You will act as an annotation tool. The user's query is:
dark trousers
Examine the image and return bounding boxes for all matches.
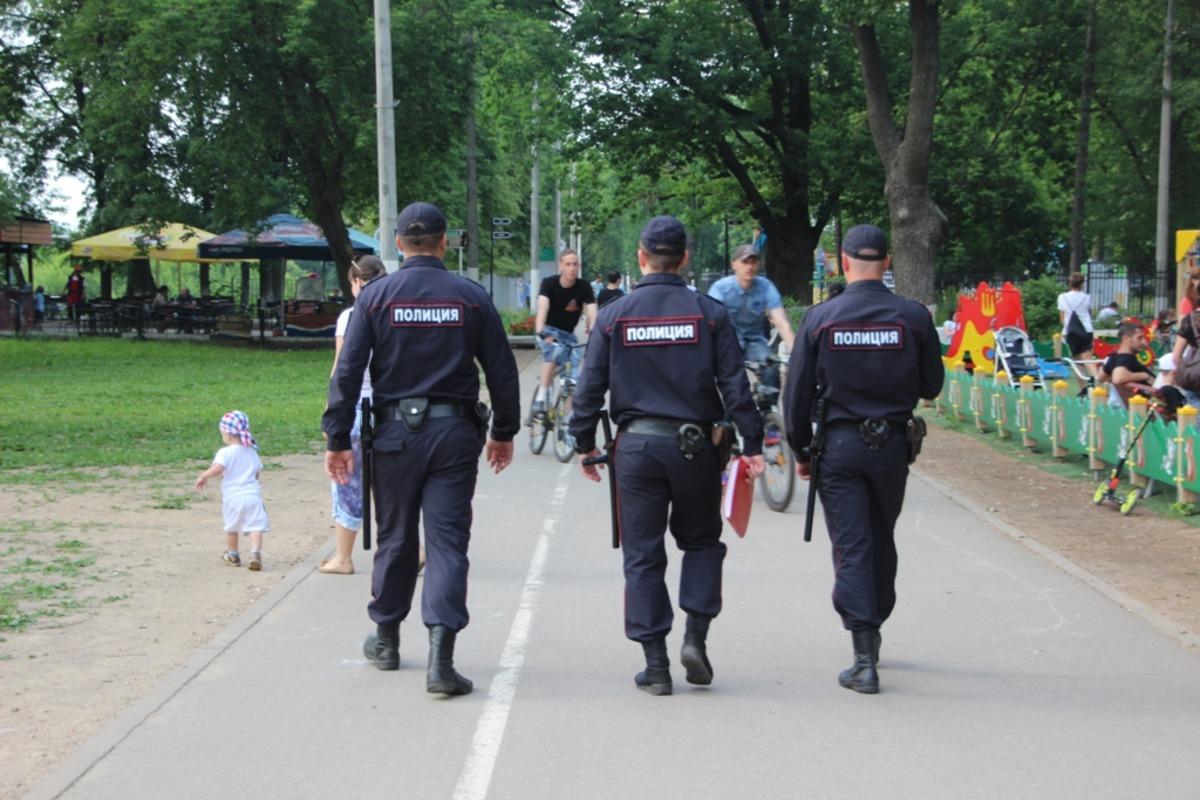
[817,425,909,631]
[615,432,726,643]
[368,418,483,631]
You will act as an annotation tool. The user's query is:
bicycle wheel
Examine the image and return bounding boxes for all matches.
[527,385,548,455]
[553,389,575,462]
[760,411,795,512]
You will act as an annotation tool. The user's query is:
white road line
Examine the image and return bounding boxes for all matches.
[452,463,571,800]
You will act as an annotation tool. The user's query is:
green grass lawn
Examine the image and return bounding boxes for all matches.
[1,338,333,476]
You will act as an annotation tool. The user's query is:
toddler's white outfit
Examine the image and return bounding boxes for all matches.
[213,444,270,533]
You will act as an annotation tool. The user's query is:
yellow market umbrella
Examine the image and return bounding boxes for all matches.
[71,223,244,263]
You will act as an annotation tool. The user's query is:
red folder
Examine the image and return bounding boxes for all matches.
[722,456,753,537]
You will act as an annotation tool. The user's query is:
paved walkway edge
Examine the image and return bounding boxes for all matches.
[21,542,333,800]
[914,467,1200,652]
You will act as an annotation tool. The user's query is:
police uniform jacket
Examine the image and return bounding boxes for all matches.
[570,272,763,455]
[784,280,944,458]
[322,256,521,451]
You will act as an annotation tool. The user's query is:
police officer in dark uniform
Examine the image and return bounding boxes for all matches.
[323,201,520,697]
[571,215,765,696]
[784,224,944,695]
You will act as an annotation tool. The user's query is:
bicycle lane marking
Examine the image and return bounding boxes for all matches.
[451,462,571,800]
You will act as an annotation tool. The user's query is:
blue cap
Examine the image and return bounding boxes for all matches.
[640,215,687,256]
[395,202,447,236]
[843,224,887,261]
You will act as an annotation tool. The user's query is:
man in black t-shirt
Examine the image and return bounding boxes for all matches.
[596,271,625,307]
[532,249,597,417]
[1100,322,1154,405]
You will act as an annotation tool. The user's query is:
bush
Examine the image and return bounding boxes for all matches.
[508,314,536,335]
[1020,274,1063,341]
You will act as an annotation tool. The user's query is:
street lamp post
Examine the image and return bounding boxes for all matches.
[723,218,743,276]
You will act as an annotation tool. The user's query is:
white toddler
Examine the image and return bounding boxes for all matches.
[195,410,270,570]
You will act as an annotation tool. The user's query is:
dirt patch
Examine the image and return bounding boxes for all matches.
[0,455,334,800]
[919,424,1200,635]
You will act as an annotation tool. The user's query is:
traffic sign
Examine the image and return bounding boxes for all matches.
[492,217,512,227]
[492,231,514,240]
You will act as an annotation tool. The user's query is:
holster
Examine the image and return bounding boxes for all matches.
[906,416,928,464]
[473,401,491,436]
[711,422,735,467]
[397,397,429,432]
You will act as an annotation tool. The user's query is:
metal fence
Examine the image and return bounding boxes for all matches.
[1078,262,1172,319]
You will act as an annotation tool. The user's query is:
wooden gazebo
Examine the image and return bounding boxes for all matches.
[1,216,52,288]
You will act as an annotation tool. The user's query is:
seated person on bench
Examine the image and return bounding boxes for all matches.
[1099,322,1155,408]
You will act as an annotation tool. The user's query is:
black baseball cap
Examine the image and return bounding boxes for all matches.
[640,215,687,256]
[843,224,888,261]
[395,202,447,236]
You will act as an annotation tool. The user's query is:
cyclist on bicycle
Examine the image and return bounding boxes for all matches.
[532,249,597,418]
[707,244,795,403]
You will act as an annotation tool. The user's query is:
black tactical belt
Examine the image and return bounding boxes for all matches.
[620,416,712,438]
[374,402,471,424]
[827,418,907,431]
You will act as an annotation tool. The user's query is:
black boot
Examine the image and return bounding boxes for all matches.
[838,629,879,694]
[363,622,400,671]
[680,615,713,686]
[634,638,673,696]
[426,625,473,696]
[873,629,882,666]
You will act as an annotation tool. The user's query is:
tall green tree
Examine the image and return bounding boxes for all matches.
[567,0,873,298]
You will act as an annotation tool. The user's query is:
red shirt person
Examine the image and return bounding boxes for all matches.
[64,264,86,321]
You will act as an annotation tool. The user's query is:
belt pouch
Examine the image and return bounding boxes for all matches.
[398,397,429,432]
[906,416,927,464]
[858,418,891,450]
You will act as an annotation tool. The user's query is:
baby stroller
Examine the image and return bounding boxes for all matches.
[993,326,1045,389]
[1093,385,1185,515]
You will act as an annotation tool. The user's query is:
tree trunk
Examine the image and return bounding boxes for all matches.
[199,264,211,296]
[125,259,155,297]
[886,185,944,304]
[1070,0,1098,272]
[259,259,284,304]
[307,185,355,300]
[762,218,818,301]
[853,0,946,306]
[99,265,113,299]
[240,262,252,307]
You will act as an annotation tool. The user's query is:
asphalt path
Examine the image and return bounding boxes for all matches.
[27,355,1200,800]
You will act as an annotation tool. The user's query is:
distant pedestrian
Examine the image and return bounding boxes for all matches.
[596,270,625,306]
[34,286,45,324]
[1096,302,1121,328]
[195,411,270,571]
[64,263,85,322]
[1057,273,1095,365]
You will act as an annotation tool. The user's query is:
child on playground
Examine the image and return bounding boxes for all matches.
[195,410,270,570]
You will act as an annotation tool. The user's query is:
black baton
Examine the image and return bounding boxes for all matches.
[581,411,619,549]
[802,397,827,543]
[360,396,373,551]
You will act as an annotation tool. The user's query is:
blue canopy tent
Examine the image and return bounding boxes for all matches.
[197,213,378,260]
[198,214,380,338]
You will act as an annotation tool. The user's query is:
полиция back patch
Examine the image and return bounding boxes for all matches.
[389,301,464,327]
[620,316,701,346]
[828,323,904,350]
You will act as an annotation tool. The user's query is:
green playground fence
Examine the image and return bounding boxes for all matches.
[934,367,1200,504]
